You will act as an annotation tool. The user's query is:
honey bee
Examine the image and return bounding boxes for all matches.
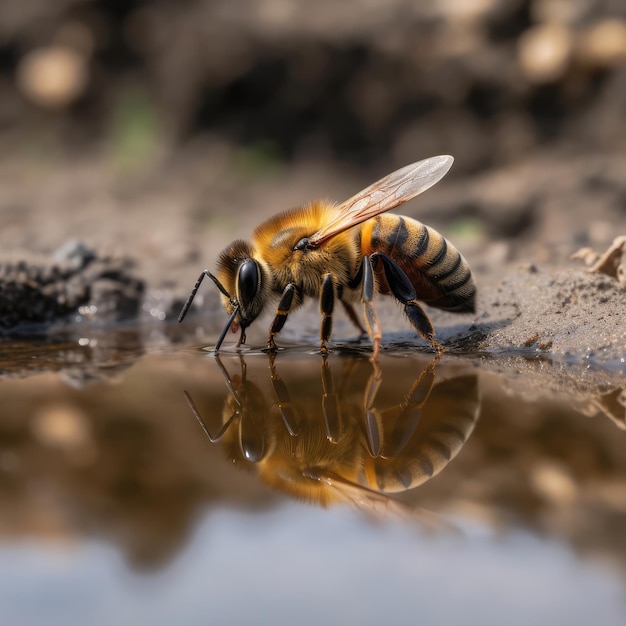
[184,354,480,512]
[178,155,476,357]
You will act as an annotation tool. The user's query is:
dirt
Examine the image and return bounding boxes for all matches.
[0,240,144,330]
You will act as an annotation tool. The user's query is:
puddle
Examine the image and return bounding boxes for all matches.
[1,333,626,625]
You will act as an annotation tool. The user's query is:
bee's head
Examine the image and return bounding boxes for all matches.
[216,240,268,345]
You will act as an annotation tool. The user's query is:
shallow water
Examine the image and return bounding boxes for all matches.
[1,332,626,625]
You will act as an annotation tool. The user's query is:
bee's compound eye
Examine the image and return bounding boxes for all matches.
[294,237,309,251]
[237,259,260,306]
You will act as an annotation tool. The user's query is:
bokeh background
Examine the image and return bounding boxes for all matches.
[3,0,626,165]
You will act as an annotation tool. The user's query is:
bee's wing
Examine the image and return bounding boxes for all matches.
[308,155,454,247]
[320,470,459,532]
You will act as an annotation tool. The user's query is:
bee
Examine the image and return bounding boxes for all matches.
[184,354,479,512]
[178,155,476,357]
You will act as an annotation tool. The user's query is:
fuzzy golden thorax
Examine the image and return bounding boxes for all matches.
[251,200,361,298]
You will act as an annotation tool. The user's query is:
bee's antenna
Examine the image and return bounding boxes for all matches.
[215,305,240,353]
[214,354,243,406]
[178,270,234,323]
[183,389,237,443]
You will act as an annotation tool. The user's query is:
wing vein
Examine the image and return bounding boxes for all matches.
[308,155,453,248]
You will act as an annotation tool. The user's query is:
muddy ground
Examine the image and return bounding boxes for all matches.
[0,0,624,387]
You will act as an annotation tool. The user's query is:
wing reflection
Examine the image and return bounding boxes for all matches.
[185,354,480,513]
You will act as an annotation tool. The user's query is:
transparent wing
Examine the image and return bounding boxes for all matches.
[308,155,454,247]
[317,470,459,532]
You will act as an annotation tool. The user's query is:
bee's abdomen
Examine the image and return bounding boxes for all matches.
[361,215,476,313]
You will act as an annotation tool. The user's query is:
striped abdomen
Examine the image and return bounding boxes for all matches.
[360,214,476,313]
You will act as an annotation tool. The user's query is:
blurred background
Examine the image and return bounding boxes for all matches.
[0,0,625,300]
[3,0,626,165]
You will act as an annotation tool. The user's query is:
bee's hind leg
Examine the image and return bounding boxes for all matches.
[370,253,444,354]
[404,302,444,354]
[319,273,335,355]
[341,301,367,337]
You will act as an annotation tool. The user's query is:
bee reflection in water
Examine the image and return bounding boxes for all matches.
[185,355,480,515]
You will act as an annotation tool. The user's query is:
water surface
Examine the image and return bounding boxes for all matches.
[0,334,625,625]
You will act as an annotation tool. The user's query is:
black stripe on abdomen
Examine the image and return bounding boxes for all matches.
[424,236,447,269]
[371,216,410,256]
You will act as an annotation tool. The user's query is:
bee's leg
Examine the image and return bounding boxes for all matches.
[267,352,300,436]
[384,356,439,458]
[267,283,297,351]
[321,356,342,442]
[370,253,444,354]
[361,255,383,359]
[341,301,367,336]
[319,273,335,354]
[362,361,383,457]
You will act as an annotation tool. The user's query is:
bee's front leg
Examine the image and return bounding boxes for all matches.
[267,283,297,351]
